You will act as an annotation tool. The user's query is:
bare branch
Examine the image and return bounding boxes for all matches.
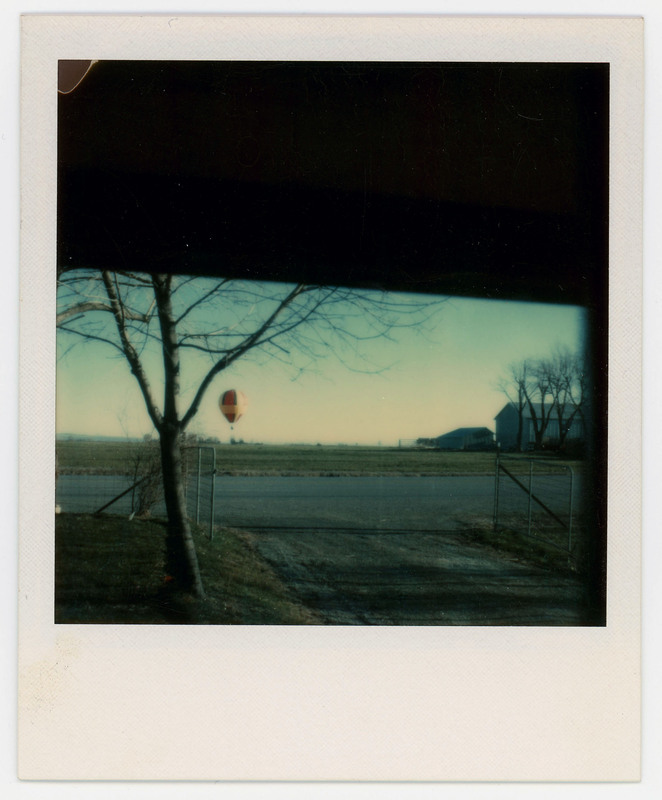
[181,283,311,428]
[56,323,127,356]
[100,270,163,430]
[175,279,231,326]
[58,270,446,436]
[56,301,118,326]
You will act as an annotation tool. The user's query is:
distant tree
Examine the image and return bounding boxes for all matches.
[543,347,586,447]
[497,360,530,451]
[57,269,443,597]
[525,359,557,449]
[498,348,586,451]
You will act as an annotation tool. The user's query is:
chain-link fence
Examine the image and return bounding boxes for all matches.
[56,441,583,560]
[55,439,201,522]
[190,446,216,539]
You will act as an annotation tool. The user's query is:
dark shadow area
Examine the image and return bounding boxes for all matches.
[58,61,608,306]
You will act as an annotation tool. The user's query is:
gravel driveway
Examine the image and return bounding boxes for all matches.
[247,527,589,625]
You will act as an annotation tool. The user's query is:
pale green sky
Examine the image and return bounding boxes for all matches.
[56,280,586,445]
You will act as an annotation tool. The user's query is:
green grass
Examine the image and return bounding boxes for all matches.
[458,514,589,575]
[211,444,498,475]
[56,440,583,477]
[55,513,322,624]
[56,440,160,475]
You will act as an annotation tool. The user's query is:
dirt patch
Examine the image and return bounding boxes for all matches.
[247,527,592,625]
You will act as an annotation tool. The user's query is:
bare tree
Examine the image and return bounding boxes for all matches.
[497,358,556,451]
[545,347,586,448]
[57,269,443,597]
[497,361,529,451]
[526,359,556,449]
[498,348,586,452]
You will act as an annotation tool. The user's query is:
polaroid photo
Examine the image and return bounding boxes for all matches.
[18,14,642,781]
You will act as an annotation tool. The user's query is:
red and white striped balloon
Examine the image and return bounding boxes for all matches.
[219,389,247,426]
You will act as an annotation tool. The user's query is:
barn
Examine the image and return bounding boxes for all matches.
[494,403,585,451]
[433,427,495,451]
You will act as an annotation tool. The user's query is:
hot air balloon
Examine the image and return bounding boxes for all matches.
[219,389,247,430]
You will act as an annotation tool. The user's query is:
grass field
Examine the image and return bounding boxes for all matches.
[55,513,322,624]
[56,439,582,477]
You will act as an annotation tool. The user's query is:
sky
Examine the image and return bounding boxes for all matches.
[56,277,586,446]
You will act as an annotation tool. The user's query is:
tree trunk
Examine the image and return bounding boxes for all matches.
[159,424,205,598]
[516,406,524,451]
[557,409,568,447]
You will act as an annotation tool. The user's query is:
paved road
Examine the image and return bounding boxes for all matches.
[210,476,498,531]
[57,474,499,530]
[57,473,580,531]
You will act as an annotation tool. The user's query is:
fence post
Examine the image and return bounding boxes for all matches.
[209,448,216,541]
[493,446,500,531]
[527,460,534,538]
[567,465,574,554]
[195,447,202,524]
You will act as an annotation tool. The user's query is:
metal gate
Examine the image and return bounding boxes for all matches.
[493,453,576,554]
[188,446,217,540]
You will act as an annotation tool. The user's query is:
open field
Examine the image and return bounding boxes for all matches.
[56,439,583,477]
